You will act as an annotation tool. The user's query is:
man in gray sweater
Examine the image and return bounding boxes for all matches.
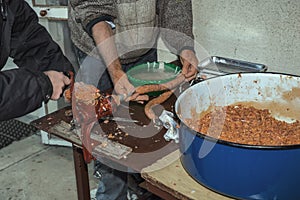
[69,0,197,97]
[68,0,198,199]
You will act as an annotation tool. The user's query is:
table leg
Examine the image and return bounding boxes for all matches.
[72,144,91,200]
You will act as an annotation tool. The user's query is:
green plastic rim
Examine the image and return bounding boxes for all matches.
[127,62,181,87]
[127,62,181,86]
[127,62,181,96]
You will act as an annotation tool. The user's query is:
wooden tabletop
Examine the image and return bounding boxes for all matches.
[31,93,179,172]
[141,150,235,200]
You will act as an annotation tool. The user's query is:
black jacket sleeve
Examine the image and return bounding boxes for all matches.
[0,0,74,121]
[0,68,52,121]
[9,0,73,73]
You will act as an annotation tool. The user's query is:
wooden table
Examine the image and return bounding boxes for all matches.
[141,150,234,200]
[31,93,234,200]
[31,92,178,200]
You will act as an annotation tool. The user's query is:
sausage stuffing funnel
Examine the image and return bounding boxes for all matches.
[175,72,300,200]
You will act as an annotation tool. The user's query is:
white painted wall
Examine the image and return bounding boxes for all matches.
[192,0,300,75]
[159,0,300,75]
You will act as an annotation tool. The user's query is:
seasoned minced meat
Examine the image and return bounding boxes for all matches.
[185,104,300,146]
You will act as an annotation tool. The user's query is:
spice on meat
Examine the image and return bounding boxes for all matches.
[185,104,300,146]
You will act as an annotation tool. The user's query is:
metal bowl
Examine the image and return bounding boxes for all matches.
[175,72,300,199]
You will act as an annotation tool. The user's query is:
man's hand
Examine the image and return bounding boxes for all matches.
[180,49,199,81]
[44,70,71,100]
[110,67,149,102]
[111,67,135,97]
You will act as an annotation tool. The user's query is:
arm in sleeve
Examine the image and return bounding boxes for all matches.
[9,0,73,73]
[0,0,73,121]
[0,68,52,121]
[157,0,194,54]
[70,0,116,36]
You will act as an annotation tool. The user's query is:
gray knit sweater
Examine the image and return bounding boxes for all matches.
[68,0,194,64]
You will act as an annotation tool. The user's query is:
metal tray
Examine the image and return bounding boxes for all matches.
[212,56,267,73]
[199,56,267,73]
[194,56,268,81]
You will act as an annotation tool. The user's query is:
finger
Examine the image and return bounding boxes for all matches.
[185,73,197,82]
[135,94,149,101]
[184,70,198,82]
[181,61,188,75]
[136,100,144,104]
[114,82,125,94]
[118,88,128,97]
[63,75,71,85]
[52,88,63,100]
[123,81,135,95]
[185,69,198,81]
[125,92,149,101]
[189,58,199,69]
[112,72,133,95]
[125,92,140,102]
[185,68,198,77]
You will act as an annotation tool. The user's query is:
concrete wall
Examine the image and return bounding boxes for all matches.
[192,0,300,75]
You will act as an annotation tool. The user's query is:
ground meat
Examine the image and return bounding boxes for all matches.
[185,104,300,146]
[72,82,115,119]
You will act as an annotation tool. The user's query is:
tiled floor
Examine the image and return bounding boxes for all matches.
[0,133,98,200]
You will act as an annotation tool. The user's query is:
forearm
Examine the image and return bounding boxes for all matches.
[91,21,136,97]
[91,21,122,82]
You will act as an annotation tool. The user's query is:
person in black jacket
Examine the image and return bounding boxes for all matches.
[0,0,74,121]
